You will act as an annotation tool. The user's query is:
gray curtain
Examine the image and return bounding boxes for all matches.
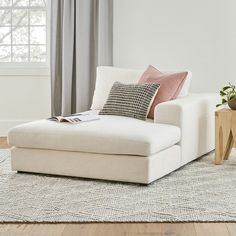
[51,0,113,116]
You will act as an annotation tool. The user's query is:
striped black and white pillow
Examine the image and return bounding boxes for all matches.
[99,82,160,120]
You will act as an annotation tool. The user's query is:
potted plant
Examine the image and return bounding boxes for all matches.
[216,83,236,110]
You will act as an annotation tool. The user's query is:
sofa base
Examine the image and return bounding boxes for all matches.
[11,145,181,184]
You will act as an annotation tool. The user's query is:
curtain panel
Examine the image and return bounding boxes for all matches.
[51,0,113,116]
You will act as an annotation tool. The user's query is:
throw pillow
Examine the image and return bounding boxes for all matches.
[99,81,160,120]
[139,65,188,119]
[91,66,143,110]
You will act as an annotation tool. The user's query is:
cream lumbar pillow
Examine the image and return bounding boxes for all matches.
[91,66,143,110]
[99,82,160,120]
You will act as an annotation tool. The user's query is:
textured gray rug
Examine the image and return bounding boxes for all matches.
[0,149,236,222]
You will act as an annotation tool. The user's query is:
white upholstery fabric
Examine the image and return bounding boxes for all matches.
[91,66,143,110]
[9,93,218,184]
[11,145,181,184]
[91,66,192,110]
[8,115,180,156]
[154,93,220,165]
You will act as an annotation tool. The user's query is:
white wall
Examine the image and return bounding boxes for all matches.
[0,76,51,136]
[113,0,236,92]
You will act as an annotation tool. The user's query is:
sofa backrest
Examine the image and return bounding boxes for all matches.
[91,66,192,110]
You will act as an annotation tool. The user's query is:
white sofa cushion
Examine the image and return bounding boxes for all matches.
[91,66,192,110]
[8,114,180,156]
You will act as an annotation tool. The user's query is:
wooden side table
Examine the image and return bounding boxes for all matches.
[215,109,236,164]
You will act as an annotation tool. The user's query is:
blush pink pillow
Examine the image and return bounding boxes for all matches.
[139,65,188,119]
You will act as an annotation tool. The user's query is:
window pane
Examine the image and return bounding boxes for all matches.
[12,0,29,7]
[30,26,45,44]
[12,10,28,26]
[0,10,11,26]
[0,45,11,62]
[12,45,28,62]
[0,27,11,44]
[0,0,11,7]
[30,45,45,62]
[30,10,46,25]
[30,0,46,7]
[12,26,28,44]
[0,0,47,64]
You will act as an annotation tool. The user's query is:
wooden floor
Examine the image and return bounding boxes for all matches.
[0,223,236,236]
[0,137,9,149]
[0,137,235,236]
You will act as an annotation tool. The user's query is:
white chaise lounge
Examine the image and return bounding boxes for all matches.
[8,67,218,184]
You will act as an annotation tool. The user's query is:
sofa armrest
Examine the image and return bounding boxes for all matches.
[154,93,220,165]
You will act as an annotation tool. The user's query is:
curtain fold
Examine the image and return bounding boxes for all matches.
[51,0,113,116]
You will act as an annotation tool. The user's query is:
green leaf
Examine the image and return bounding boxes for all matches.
[216,104,222,107]
[222,98,227,104]
[222,86,231,91]
[229,94,236,100]
[220,90,226,96]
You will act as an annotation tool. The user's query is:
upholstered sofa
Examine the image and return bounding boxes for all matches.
[8,67,218,184]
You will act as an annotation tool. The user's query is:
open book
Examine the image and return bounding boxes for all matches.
[48,112,100,124]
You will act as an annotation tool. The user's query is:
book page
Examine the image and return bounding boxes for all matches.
[48,116,63,122]
[61,115,99,123]
[76,115,99,122]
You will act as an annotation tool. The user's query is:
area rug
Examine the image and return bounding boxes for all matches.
[0,149,236,222]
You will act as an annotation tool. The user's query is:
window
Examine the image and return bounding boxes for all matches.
[0,0,49,75]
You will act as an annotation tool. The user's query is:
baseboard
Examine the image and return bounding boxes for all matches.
[0,120,32,137]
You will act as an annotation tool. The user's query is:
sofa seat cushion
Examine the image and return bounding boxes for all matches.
[8,115,181,156]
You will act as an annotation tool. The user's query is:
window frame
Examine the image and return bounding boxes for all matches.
[0,0,50,76]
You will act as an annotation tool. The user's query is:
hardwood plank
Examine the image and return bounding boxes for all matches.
[62,223,163,236]
[0,223,196,236]
[62,223,124,236]
[227,223,236,236]
[0,137,10,149]
[30,224,65,236]
[0,224,65,236]
[0,224,33,236]
[194,223,230,236]
[162,223,196,236]
[123,223,162,235]
[0,222,235,236]
[1,223,233,236]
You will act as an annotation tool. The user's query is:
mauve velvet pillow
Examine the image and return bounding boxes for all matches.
[139,65,188,119]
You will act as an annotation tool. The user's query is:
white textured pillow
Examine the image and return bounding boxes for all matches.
[91,66,143,110]
[91,66,192,110]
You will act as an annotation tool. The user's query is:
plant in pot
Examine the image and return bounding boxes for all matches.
[216,83,236,110]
